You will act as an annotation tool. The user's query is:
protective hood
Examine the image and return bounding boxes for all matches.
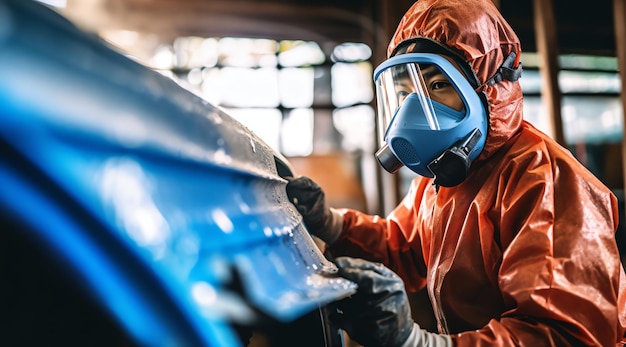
[388,0,524,160]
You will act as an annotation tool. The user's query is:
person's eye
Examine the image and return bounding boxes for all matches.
[396,90,411,103]
[396,90,410,98]
[431,81,452,90]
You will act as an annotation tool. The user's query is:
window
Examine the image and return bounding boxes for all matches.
[117,36,376,160]
[520,53,623,188]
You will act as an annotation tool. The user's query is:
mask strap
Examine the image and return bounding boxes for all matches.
[484,51,522,86]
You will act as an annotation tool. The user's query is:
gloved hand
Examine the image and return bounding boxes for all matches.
[329,256,415,347]
[330,257,452,347]
[285,176,343,244]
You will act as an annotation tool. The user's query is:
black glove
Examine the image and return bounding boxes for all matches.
[286,176,342,244]
[329,257,415,347]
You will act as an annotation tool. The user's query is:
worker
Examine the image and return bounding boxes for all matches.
[286,0,626,345]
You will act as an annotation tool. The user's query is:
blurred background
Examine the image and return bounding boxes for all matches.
[25,0,626,339]
[37,0,626,219]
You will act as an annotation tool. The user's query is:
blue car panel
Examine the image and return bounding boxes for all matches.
[0,1,356,346]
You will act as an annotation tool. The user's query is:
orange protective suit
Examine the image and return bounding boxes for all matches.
[328,0,626,345]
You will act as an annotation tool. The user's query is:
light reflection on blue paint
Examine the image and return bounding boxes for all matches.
[212,209,235,234]
[101,158,170,259]
[191,281,218,306]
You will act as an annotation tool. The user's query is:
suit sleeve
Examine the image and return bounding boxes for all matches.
[328,178,432,293]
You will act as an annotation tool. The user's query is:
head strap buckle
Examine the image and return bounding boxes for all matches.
[486,51,522,86]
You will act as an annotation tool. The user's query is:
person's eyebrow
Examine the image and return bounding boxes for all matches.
[393,80,412,89]
[419,65,444,82]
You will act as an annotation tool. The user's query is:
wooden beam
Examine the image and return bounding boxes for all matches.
[64,0,376,44]
[614,0,626,191]
[533,0,565,146]
[373,0,414,215]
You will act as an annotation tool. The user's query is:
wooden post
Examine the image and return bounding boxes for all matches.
[533,0,566,146]
[615,0,626,192]
[373,0,414,215]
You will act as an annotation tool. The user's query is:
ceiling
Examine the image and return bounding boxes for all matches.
[60,0,619,61]
[501,0,617,56]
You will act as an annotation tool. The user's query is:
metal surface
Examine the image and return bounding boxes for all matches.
[0,0,356,346]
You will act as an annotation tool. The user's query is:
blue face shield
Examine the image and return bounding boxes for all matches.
[373,53,488,187]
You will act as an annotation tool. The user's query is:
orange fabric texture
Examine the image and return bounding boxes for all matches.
[329,0,626,345]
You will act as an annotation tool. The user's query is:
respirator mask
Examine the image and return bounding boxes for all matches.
[374,53,488,187]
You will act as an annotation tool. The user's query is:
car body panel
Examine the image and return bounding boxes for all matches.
[0,1,355,346]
